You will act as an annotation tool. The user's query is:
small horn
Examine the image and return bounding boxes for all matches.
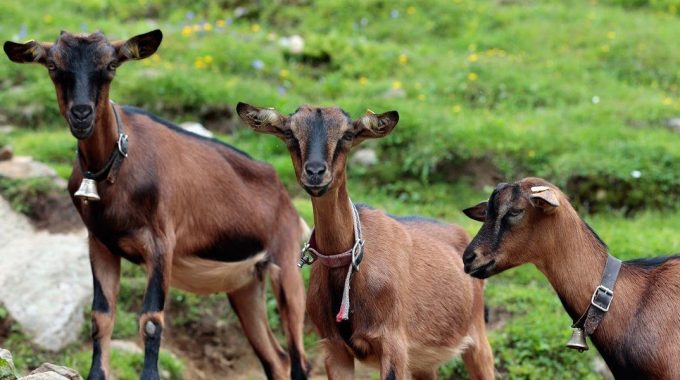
[74,178,101,202]
[566,327,589,352]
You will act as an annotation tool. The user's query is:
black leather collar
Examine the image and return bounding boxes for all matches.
[572,254,622,336]
[76,101,128,184]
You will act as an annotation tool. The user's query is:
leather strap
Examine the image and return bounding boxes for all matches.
[303,230,364,268]
[573,254,622,335]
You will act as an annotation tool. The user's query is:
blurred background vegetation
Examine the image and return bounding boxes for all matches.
[1,0,680,379]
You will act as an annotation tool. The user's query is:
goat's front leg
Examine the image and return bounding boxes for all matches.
[379,336,408,380]
[323,339,354,379]
[87,237,121,380]
[139,232,175,380]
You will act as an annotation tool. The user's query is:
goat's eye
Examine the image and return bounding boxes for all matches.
[507,208,523,217]
[282,130,295,140]
[107,62,117,72]
[342,132,354,141]
[46,62,56,71]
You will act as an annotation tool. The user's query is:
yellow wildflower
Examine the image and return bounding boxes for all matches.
[468,72,478,81]
[392,81,402,90]
[217,19,226,28]
[181,26,192,37]
[279,69,289,78]
[453,105,462,113]
[527,150,536,158]
[203,23,213,32]
[406,6,416,15]
[204,55,213,64]
[663,97,673,105]
[468,53,479,62]
[194,57,206,69]
[601,45,610,53]
[399,54,408,65]
[43,15,53,24]
[418,94,426,101]
[607,31,616,40]
[251,23,261,33]
[359,76,368,86]
[192,24,201,32]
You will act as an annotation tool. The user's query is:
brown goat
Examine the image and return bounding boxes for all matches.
[4,31,309,380]
[237,103,495,380]
[463,177,680,379]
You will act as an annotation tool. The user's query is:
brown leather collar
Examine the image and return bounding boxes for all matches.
[302,230,360,268]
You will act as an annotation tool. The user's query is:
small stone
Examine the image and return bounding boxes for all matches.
[0,126,13,134]
[0,146,13,161]
[179,122,213,138]
[383,88,406,99]
[350,149,378,166]
[0,156,59,180]
[29,363,82,380]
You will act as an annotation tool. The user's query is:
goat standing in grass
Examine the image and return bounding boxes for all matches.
[4,31,309,380]
[463,177,680,379]
[238,103,495,380]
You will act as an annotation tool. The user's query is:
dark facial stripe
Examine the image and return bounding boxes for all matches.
[305,109,327,163]
[491,184,520,251]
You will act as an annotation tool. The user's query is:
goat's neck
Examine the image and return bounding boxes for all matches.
[310,174,356,255]
[77,101,119,172]
[533,211,610,320]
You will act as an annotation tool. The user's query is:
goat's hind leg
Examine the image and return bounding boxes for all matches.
[462,282,495,380]
[228,277,290,380]
[87,238,121,380]
[138,233,175,380]
[270,247,309,379]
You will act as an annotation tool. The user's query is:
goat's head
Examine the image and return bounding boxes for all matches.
[4,30,162,139]
[461,177,563,278]
[237,103,398,197]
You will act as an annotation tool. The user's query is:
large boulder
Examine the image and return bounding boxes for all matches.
[0,196,90,351]
[0,348,18,380]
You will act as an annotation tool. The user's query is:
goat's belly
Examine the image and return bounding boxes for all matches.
[408,336,474,371]
[170,251,267,295]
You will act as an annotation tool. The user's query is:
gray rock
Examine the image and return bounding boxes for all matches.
[110,340,142,354]
[179,122,213,138]
[0,146,13,161]
[350,148,378,166]
[667,118,680,133]
[20,373,68,380]
[0,197,90,351]
[0,156,58,179]
[592,356,614,380]
[27,364,82,380]
[0,126,13,134]
[0,348,18,380]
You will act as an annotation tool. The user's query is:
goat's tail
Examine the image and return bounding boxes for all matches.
[299,217,312,243]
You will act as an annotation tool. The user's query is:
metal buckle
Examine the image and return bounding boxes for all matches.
[591,285,614,312]
[351,239,364,271]
[117,133,129,157]
[298,243,316,268]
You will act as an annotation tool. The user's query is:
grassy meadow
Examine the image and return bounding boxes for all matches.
[1,0,680,379]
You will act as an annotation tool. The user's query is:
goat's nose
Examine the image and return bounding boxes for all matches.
[463,249,476,265]
[304,161,328,176]
[71,104,93,120]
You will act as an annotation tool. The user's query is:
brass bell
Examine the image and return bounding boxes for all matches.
[566,327,589,352]
[74,178,100,202]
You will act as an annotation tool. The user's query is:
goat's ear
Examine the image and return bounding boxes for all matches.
[529,186,560,213]
[236,102,289,136]
[463,201,488,222]
[3,40,51,64]
[114,29,162,63]
[353,110,399,141]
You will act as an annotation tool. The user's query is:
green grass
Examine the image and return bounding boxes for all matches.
[1,0,680,379]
